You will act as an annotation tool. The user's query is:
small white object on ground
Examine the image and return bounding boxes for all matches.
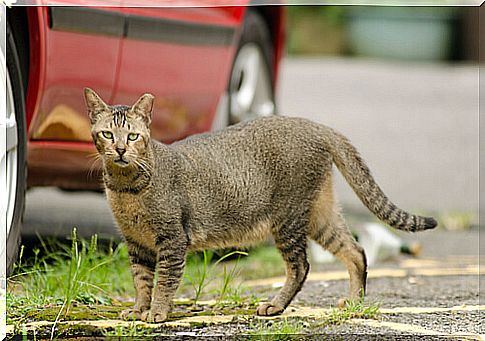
[271,281,285,288]
[359,222,402,265]
[175,332,198,336]
[308,222,403,266]
[309,240,335,263]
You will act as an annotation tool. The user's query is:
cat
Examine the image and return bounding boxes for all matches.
[84,88,437,323]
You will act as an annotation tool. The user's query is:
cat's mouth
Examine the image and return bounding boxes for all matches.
[113,158,129,166]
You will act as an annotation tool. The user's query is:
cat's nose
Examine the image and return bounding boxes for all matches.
[116,146,126,156]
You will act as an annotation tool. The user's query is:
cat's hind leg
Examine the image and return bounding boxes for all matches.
[257,217,310,316]
[309,175,367,305]
[310,211,367,305]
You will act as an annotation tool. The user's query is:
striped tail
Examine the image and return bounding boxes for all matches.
[324,127,437,232]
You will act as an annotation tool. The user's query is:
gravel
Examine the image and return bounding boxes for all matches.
[293,274,482,309]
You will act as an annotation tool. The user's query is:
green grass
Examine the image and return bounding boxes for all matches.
[248,318,308,340]
[8,230,276,334]
[245,298,381,339]
[324,297,380,326]
[7,229,133,331]
[182,249,248,304]
[101,322,156,338]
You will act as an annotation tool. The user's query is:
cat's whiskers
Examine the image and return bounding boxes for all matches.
[104,151,117,160]
[87,153,102,179]
[87,151,101,159]
[133,159,151,176]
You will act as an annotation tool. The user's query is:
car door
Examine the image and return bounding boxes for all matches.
[112,6,246,143]
[28,1,123,143]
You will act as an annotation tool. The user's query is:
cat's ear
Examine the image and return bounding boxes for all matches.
[84,88,108,123]
[131,93,154,126]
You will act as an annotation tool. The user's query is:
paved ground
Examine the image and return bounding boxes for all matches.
[279,57,478,216]
[17,58,482,338]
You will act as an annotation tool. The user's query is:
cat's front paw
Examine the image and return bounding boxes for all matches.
[120,308,146,320]
[256,302,284,316]
[141,309,168,323]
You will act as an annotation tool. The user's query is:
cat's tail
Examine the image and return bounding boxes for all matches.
[325,127,437,232]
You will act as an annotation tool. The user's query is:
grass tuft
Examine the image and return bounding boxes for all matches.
[7,229,133,333]
[248,318,307,339]
[101,322,155,338]
[183,250,248,305]
[326,297,380,325]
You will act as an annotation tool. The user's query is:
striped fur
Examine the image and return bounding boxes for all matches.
[85,89,437,322]
[325,128,437,232]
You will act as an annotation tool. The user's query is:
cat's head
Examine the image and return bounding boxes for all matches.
[84,88,154,170]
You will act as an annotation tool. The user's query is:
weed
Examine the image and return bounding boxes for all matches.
[326,297,380,325]
[183,250,247,305]
[102,322,154,338]
[7,229,133,335]
[215,253,245,303]
[9,233,288,337]
[219,286,246,306]
[60,229,99,315]
[248,318,307,340]
[248,293,263,307]
[184,250,213,304]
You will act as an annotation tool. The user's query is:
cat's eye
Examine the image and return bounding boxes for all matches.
[127,133,139,141]
[101,131,113,139]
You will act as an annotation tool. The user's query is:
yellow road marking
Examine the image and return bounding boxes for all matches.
[10,319,163,332]
[244,266,483,287]
[165,314,235,327]
[176,299,219,306]
[258,304,485,319]
[379,305,484,314]
[399,256,479,269]
[8,305,483,333]
[414,265,480,276]
[244,269,405,287]
[349,318,443,335]
[348,319,483,340]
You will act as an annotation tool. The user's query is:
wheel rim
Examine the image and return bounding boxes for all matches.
[1,63,19,239]
[229,43,274,124]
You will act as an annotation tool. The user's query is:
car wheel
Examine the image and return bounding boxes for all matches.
[228,10,275,124]
[2,23,27,275]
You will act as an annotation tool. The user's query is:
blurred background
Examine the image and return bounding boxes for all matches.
[286,6,480,61]
[23,5,480,241]
[278,6,480,230]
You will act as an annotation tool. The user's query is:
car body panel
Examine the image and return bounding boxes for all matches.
[28,6,122,142]
[113,7,244,143]
[18,4,284,189]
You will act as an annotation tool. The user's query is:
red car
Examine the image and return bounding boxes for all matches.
[3,3,285,271]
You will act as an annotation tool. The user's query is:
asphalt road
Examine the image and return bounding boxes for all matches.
[23,57,479,239]
[278,57,478,216]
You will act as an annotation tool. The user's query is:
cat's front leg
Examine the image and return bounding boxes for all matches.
[120,239,156,320]
[141,230,188,323]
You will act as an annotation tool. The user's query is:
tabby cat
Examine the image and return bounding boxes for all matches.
[84,88,437,323]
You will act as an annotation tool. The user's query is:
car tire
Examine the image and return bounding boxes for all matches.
[4,22,27,275]
[228,10,276,125]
